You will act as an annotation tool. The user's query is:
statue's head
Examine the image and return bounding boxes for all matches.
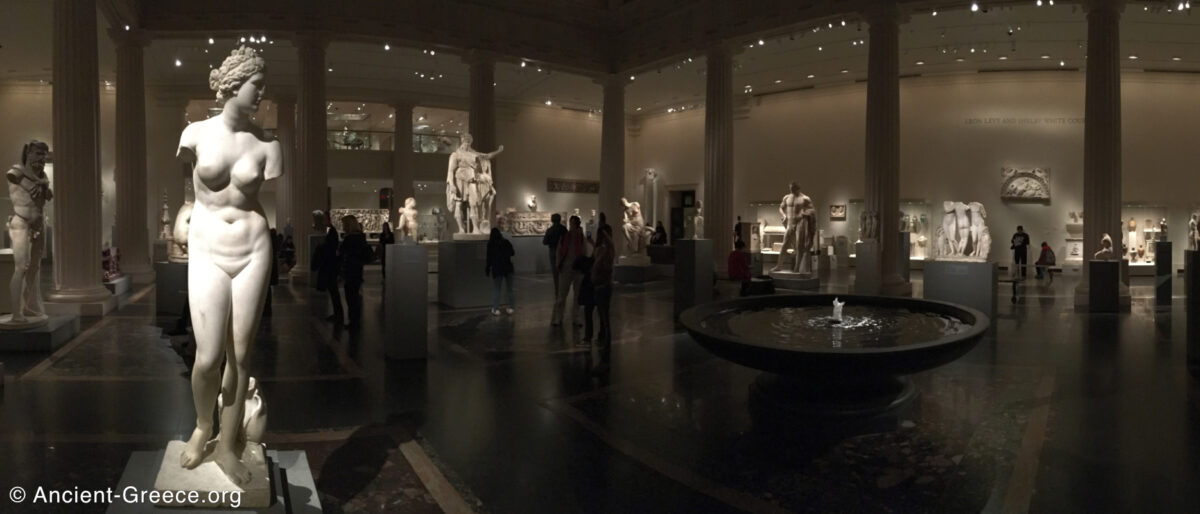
[460,133,474,148]
[21,140,49,169]
[209,46,266,109]
[404,197,416,208]
[312,209,326,226]
[788,181,800,194]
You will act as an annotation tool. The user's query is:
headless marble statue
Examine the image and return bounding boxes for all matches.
[175,46,281,485]
[2,140,52,328]
[396,197,419,243]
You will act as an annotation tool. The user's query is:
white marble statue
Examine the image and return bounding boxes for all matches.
[771,182,817,274]
[432,207,447,241]
[643,168,659,232]
[620,196,653,256]
[586,209,597,237]
[168,175,194,263]
[445,133,503,237]
[396,197,419,242]
[832,297,844,322]
[175,46,281,485]
[1094,233,1115,260]
[693,200,705,239]
[527,194,537,212]
[158,190,172,240]
[934,201,990,261]
[859,210,879,241]
[1190,214,1198,251]
[2,140,52,328]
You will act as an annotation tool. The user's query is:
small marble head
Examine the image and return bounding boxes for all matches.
[21,140,49,168]
[209,46,266,103]
[460,132,474,148]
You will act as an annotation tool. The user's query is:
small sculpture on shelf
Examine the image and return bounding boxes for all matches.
[693,200,705,239]
[396,197,419,243]
[168,176,193,263]
[102,247,122,282]
[527,194,537,212]
[445,132,502,237]
[158,190,172,240]
[933,201,990,261]
[1160,218,1168,242]
[1094,233,1115,260]
[620,197,653,257]
[771,182,816,274]
[2,140,52,328]
[859,210,879,241]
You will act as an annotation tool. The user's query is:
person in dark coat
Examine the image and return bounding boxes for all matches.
[1011,225,1031,280]
[339,215,374,330]
[487,228,516,315]
[378,221,395,279]
[542,213,567,291]
[311,211,344,326]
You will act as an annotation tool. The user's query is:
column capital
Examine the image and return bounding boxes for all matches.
[462,49,499,67]
[390,99,415,111]
[1082,0,1126,14]
[859,1,908,27]
[292,31,330,49]
[107,27,150,47]
[593,73,630,89]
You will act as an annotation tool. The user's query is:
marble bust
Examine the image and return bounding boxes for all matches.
[174,46,281,485]
[396,197,419,242]
[527,194,537,212]
[445,133,503,237]
[168,175,194,263]
[1094,233,1115,260]
[2,140,52,328]
[770,182,816,274]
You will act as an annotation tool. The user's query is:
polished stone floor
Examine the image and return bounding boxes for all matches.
[1,264,1199,513]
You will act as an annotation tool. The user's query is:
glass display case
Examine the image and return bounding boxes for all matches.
[1121,202,1167,270]
[846,199,929,262]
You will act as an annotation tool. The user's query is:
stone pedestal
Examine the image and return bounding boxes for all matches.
[154,261,187,316]
[1089,260,1121,313]
[104,275,132,296]
[385,245,428,359]
[924,260,997,315]
[1186,250,1200,377]
[0,249,13,315]
[510,235,552,274]
[111,442,321,513]
[771,271,820,291]
[152,240,168,263]
[437,240,491,308]
[615,255,656,284]
[0,315,79,352]
[898,233,911,282]
[152,441,270,508]
[1156,241,1172,306]
[675,239,713,317]
[853,241,881,295]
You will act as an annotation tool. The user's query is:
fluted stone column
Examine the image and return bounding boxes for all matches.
[1077,0,1125,305]
[273,95,296,235]
[47,0,112,305]
[391,101,414,202]
[597,74,626,230]
[292,33,328,279]
[465,52,497,177]
[704,47,734,272]
[862,3,911,296]
[111,28,153,283]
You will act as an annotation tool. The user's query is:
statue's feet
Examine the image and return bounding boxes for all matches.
[6,314,25,323]
[179,427,211,469]
[213,450,251,485]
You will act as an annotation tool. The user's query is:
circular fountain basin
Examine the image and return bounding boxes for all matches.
[680,294,988,379]
[680,294,989,426]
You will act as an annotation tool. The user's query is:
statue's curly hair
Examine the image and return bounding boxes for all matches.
[208,46,266,102]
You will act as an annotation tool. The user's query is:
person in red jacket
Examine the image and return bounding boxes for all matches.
[728,239,751,280]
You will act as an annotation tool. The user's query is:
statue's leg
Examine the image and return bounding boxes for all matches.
[213,240,272,485]
[8,219,29,321]
[25,234,44,315]
[181,253,232,470]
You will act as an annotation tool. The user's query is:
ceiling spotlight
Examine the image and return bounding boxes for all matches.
[635,107,642,111]
[758,39,765,46]
[840,69,848,74]
[629,75,635,80]
[818,46,823,51]
[327,67,333,72]
[1173,56,1183,61]
[932,10,938,16]
[1037,0,1042,5]
[520,61,526,68]
[1048,0,1053,4]
[1059,60,1065,67]
[240,37,246,42]
[174,58,182,67]
[430,50,436,55]
[955,57,965,62]
[208,37,214,44]
[774,79,782,84]
[841,20,846,26]
[1128,54,1139,60]
[1041,54,1050,59]
[388,113,394,119]
[384,44,391,50]
[971,47,976,53]
[124,24,130,31]
[806,74,815,79]
[544,100,552,106]
[999,56,1008,60]
[915,60,925,65]
[971,2,979,12]
[418,115,425,121]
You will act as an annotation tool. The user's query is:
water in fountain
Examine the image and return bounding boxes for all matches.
[700,304,970,350]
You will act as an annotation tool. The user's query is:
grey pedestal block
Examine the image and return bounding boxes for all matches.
[109,447,320,513]
[510,235,552,274]
[615,263,656,284]
[105,274,132,296]
[1186,251,1200,376]
[0,315,80,352]
[154,261,188,315]
[923,260,997,315]
[437,240,492,309]
[853,241,881,294]
[1156,241,1172,306]
[385,245,429,359]
[307,233,326,289]
[675,239,713,316]
[1089,260,1120,313]
[898,233,911,282]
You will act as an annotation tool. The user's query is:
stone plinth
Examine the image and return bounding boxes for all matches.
[0,315,80,352]
[104,275,132,296]
[924,260,997,315]
[770,271,820,291]
[154,261,188,316]
[1156,241,1172,306]
[437,240,491,308]
[675,239,713,317]
[153,441,270,509]
[1089,260,1121,313]
[510,235,552,274]
[385,244,428,359]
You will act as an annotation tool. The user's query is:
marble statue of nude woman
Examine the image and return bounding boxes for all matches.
[175,46,281,485]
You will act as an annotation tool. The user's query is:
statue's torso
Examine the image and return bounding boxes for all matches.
[8,165,48,224]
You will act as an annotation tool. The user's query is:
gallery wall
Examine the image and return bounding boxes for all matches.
[626,70,1200,266]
